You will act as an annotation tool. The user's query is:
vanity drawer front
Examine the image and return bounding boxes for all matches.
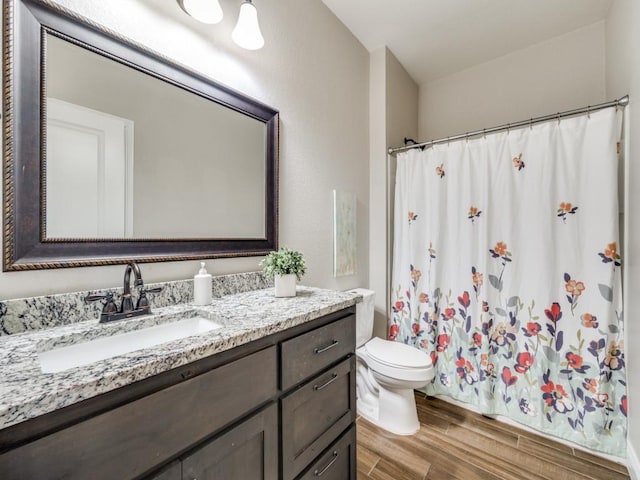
[0,346,277,480]
[281,357,356,480]
[297,425,356,480]
[281,313,355,390]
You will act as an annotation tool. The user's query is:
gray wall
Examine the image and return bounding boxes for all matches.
[418,22,606,140]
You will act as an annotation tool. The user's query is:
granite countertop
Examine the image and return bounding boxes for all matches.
[0,286,360,431]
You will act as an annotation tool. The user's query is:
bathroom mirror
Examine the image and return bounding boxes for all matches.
[3,0,279,270]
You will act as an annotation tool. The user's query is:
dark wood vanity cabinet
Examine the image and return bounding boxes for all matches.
[0,306,356,480]
[280,314,357,477]
[181,403,278,480]
[146,403,278,480]
[147,403,278,480]
[297,426,356,480]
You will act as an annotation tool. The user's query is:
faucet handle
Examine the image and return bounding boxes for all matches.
[84,293,118,317]
[85,292,116,305]
[136,286,162,310]
[85,293,109,303]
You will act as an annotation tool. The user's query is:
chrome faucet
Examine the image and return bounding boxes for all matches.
[85,262,162,322]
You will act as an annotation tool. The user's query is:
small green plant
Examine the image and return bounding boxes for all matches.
[260,247,306,280]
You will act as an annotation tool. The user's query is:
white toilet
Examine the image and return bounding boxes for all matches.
[351,288,435,435]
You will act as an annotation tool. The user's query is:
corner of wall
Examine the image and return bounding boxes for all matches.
[368,46,418,340]
[368,47,388,339]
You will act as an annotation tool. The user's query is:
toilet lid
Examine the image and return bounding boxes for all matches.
[365,337,431,368]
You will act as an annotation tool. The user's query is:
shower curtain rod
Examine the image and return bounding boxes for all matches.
[388,95,629,155]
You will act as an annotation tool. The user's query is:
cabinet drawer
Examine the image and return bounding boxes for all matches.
[0,346,277,480]
[297,425,356,480]
[281,314,355,391]
[281,357,356,480]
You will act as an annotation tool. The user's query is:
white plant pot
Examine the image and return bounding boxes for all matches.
[274,274,297,297]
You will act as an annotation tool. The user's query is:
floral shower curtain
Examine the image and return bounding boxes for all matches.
[390,108,625,455]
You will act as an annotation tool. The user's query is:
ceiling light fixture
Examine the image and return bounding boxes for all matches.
[178,0,224,25]
[177,0,265,51]
[232,0,265,51]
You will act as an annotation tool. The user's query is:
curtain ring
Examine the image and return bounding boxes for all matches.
[507,123,511,135]
[465,133,469,143]
[557,112,561,125]
[529,118,533,130]
[483,128,486,139]
[447,136,450,147]
[587,105,591,118]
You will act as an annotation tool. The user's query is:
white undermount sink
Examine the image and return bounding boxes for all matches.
[38,317,223,373]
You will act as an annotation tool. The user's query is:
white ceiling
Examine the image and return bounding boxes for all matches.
[322,0,613,85]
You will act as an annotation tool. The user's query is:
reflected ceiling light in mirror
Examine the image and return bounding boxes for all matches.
[232,1,265,50]
[178,0,224,24]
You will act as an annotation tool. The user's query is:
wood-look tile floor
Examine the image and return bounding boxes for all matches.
[357,392,630,480]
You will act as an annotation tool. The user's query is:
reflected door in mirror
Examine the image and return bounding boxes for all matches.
[46,98,134,238]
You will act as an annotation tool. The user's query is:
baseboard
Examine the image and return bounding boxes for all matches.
[628,440,640,480]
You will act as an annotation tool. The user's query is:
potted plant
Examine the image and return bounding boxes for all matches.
[261,247,306,297]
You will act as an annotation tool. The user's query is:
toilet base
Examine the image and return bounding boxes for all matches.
[358,386,420,436]
[356,359,424,436]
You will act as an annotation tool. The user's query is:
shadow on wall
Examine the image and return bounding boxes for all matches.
[373,310,388,340]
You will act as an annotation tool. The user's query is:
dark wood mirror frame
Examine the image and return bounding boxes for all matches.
[2,0,279,271]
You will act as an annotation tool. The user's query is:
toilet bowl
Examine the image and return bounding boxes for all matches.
[350,289,435,436]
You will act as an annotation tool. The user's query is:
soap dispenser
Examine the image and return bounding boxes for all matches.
[194,262,213,305]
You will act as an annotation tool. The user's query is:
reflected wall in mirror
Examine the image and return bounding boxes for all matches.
[3,0,279,270]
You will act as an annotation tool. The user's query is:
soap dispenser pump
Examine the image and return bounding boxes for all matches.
[194,262,213,305]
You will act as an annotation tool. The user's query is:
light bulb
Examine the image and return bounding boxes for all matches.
[232,1,264,50]
[179,0,223,24]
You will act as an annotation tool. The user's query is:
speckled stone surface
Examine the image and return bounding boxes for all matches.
[0,271,273,336]
[212,271,272,297]
[0,285,360,431]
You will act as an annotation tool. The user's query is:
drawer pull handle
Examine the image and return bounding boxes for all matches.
[314,450,339,477]
[314,340,339,354]
[314,373,338,391]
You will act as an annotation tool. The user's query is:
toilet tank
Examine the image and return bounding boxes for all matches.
[349,288,375,348]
